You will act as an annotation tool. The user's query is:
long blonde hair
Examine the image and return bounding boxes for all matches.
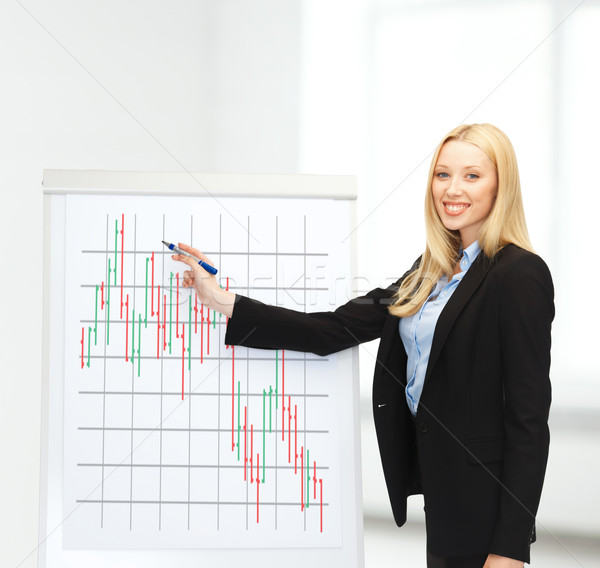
[389,123,533,318]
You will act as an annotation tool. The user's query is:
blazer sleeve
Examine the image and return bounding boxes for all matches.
[489,252,555,563]
[224,279,404,356]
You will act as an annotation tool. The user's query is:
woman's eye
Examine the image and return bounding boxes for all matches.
[436,172,449,179]
[466,173,479,180]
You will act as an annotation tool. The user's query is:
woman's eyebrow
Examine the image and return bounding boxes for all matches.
[434,164,482,169]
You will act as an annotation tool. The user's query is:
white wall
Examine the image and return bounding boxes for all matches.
[0,2,300,567]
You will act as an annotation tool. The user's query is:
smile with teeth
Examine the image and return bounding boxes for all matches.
[444,202,470,214]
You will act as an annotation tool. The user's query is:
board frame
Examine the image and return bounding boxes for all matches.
[39,170,363,568]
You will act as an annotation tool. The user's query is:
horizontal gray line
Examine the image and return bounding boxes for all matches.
[78,426,329,434]
[77,499,329,507]
[82,250,328,257]
[79,391,329,398]
[78,463,330,471]
[80,284,328,291]
[76,354,328,362]
[80,317,228,325]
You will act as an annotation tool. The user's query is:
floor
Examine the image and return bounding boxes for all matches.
[363,517,600,568]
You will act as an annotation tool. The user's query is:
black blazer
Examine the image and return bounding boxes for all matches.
[224,244,554,563]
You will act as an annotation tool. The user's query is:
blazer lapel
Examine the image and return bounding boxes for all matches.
[423,250,497,386]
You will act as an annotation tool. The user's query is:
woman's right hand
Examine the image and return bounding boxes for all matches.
[172,243,236,318]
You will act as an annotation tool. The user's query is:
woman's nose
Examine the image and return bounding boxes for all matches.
[446,178,463,197]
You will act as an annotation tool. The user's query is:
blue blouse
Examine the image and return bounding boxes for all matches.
[399,241,482,416]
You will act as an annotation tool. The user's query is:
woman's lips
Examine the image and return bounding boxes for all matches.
[443,202,470,216]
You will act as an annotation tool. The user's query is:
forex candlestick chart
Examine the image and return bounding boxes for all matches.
[62,194,347,549]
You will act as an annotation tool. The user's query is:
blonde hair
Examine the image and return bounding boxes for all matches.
[389,123,533,318]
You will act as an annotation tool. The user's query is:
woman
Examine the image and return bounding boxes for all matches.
[173,123,554,568]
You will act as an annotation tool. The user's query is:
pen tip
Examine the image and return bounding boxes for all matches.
[162,240,168,246]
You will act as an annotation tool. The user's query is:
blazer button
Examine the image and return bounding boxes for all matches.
[417,421,429,433]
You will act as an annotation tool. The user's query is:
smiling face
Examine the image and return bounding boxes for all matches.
[431,139,498,248]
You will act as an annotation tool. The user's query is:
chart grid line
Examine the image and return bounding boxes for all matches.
[100,213,109,528]
[187,214,193,530]
[275,215,279,530]
[159,214,165,530]
[78,427,330,435]
[304,215,308,531]
[82,249,328,258]
[77,463,330,471]
[78,391,329,398]
[246,214,250,529]
[128,213,137,529]
[217,213,222,530]
[77,499,331,507]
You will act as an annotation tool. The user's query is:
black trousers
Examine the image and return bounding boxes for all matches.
[426,549,488,568]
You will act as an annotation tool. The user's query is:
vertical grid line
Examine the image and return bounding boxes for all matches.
[274,215,279,529]
[100,213,109,528]
[129,214,138,530]
[217,213,222,530]
[158,214,165,530]
[187,214,193,530]
[245,214,250,530]
[303,214,307,530]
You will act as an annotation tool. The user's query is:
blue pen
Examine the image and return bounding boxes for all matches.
[162,241,218,275]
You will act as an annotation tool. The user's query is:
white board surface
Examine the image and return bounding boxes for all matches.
[40,172,363,567]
